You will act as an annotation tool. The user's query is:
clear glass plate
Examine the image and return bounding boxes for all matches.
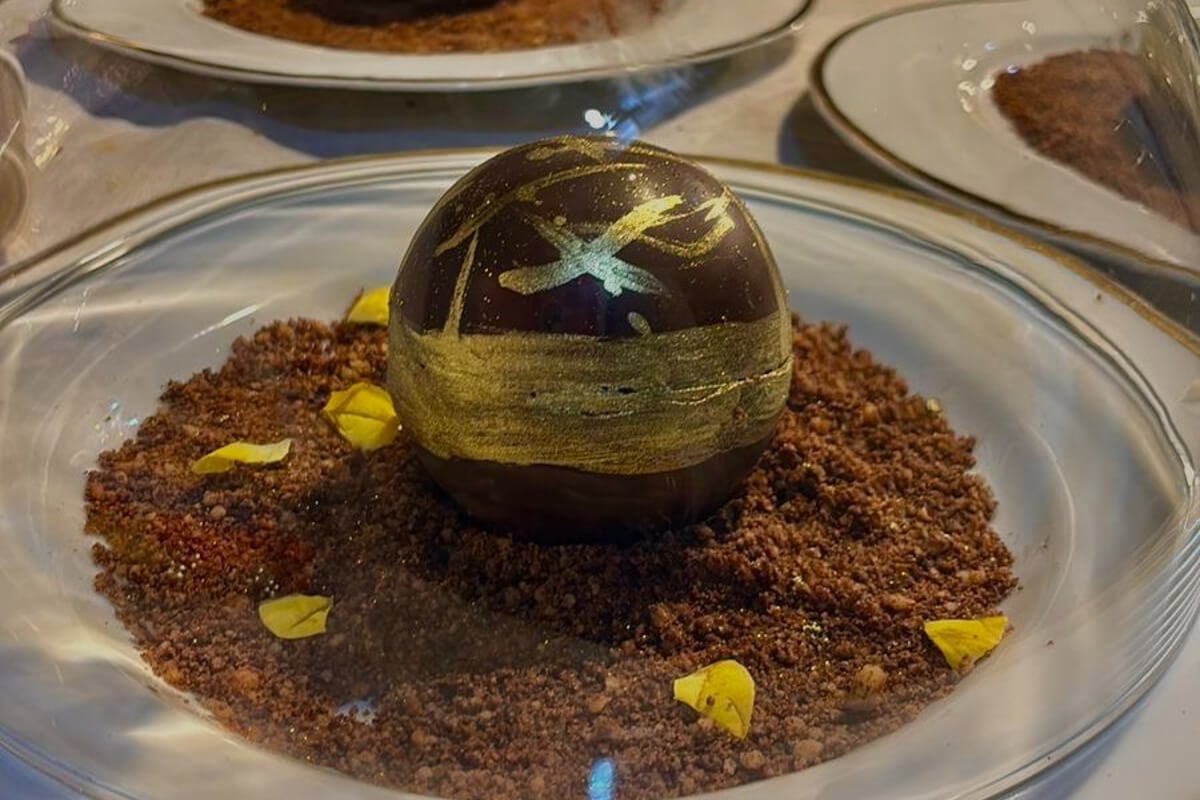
[0,152,1197,800]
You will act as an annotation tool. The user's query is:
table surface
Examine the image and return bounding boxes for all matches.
[0,0,1198,798]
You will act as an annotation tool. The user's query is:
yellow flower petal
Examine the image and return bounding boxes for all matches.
[190,439,292,475]
[345,286,390,326]
[672,659,755,739]
[258,594,332,640]
[323,382,400,452]
[924,616,1008,671]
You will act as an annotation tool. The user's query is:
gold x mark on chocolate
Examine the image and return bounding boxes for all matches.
[498,196,684,298]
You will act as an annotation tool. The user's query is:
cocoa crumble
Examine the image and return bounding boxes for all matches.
[993,50,1200,233]
[84,316,1016,800]
[201,0,664,54]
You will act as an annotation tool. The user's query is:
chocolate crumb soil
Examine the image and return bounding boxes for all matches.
[201,0,663,54]
[85,316,1016,800]
[993,49,1200,233]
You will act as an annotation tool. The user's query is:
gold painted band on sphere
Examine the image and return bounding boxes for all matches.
[388,310,793,475]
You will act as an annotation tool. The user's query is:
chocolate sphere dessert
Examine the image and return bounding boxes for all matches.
[388,136,792,539]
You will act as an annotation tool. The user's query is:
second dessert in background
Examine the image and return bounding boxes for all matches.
[202,0,665,53]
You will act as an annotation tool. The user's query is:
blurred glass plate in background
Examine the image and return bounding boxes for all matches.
[48,0,810,91]
[811,0,1200,276]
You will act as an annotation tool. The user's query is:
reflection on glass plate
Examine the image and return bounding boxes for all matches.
[811,0,1200,275]
[48,0,810,91]
[0,152,1197,799]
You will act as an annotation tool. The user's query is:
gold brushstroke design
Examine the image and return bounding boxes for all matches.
[519,136,691,166]
[424,137,611,211]
[388,310,792,475]
[574,194,736,262]
[434,162,644,256]
[498,197,682,297]
[443,230,479,334]
[432,137,710,258]
[434,183,736,334]
[526,138,609,162]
